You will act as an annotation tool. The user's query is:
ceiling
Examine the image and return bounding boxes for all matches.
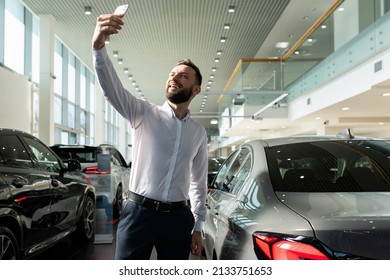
[22,0,390,151]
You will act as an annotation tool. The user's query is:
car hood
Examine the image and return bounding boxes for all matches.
[276,192,390,259]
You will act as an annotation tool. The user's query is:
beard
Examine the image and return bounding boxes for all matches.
[166,86,193,104]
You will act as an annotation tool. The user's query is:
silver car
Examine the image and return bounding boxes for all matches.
[203,129,390,260]
[51,144,131,220]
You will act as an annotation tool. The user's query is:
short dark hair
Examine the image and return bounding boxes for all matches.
[177,59,202,86]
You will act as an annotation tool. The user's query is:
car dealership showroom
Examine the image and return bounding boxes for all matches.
[2,0,390,267]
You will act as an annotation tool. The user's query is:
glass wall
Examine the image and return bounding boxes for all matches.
[0,0,127,149]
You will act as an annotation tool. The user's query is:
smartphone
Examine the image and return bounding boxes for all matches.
[114,4,129,15]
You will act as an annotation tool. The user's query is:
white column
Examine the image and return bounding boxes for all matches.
[94,86,105,144]
[39,14,55,145]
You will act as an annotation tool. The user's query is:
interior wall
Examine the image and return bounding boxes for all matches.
[0,66,32,133]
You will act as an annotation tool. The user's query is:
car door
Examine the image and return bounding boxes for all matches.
[205,147,251,259]
[111,149,131,192]
[0,133,53,250]
[22,135,84,235]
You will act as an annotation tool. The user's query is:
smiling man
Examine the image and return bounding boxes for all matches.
[92,13,208,260]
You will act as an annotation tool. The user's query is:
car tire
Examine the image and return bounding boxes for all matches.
[70,196,95,244]
[0,226,19,260]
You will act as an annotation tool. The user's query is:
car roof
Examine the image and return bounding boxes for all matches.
[0,128,31,136]
[245,129,381,148]
[50,144,115,149]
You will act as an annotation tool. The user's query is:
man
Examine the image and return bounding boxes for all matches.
[92,13,208,260]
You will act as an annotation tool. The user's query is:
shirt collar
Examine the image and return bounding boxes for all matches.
[162,101,191,122]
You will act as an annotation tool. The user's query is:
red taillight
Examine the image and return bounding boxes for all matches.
[83,166,110,175]
[253,233,330,260]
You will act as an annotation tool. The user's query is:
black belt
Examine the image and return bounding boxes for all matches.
[127,191,189,212]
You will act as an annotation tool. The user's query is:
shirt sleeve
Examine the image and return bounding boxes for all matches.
[93,47,147,128]
[189,130,209,232]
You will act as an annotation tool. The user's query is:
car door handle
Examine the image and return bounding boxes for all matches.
[51,179,59,187]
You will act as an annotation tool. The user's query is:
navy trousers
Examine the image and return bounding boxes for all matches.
[115,200,195,260]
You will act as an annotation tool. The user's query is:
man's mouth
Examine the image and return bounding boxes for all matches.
[169,82,181,90]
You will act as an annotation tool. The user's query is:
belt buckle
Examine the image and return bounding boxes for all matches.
[154,201,171,212]
[153,200,161,211]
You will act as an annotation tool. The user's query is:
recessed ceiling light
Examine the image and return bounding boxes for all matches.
[382,93,390,97]
[216,50,222,55]
[275,42,290,49]
[224,24,230,30]
[84,6,92,15]
[220,37,227,43]
[128,75,133,79]
[118,58,123,64]
[113,51,118,57]
[214,58,220,62]
[212,67,217,72]
[341,107,350,111]
[228,5,235,13]
[124,68,128,73]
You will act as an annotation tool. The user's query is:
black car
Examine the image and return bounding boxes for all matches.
[0,128,96,260]
[203,129,390,260]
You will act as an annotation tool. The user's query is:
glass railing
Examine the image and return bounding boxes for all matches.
[224,0,390,104]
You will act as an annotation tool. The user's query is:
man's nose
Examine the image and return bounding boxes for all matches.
[170,74,179,82]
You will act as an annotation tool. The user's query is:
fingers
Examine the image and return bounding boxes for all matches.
[92,14,124,50]
[97,14,124,35]
[190,232,204,256]
[191,244,202,256]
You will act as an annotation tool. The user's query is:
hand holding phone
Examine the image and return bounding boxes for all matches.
[114,4,129,15]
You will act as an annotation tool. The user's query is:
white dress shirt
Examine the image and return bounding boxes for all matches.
[93,47,208,231]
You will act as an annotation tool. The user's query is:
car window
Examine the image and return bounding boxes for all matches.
[110,149,127,167]
[230,152,252,195]
[212,148,250,193]
[0,135,33,167]
[212,151,239,191]
[51,147,97,163]
[266,140,390,192]
[23,136,61,172]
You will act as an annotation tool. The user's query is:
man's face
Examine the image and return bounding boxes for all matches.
[166,65,199,104]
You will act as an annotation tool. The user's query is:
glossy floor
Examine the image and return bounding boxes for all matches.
[31,209,118,260]
[30,209,200,260]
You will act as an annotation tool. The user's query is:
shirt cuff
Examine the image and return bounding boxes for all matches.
[93,46,108,65]
[193,219,203,232]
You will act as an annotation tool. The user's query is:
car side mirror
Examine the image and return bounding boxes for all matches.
[67,159,82,171]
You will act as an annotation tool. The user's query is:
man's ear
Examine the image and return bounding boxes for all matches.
[193,85,201,96]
